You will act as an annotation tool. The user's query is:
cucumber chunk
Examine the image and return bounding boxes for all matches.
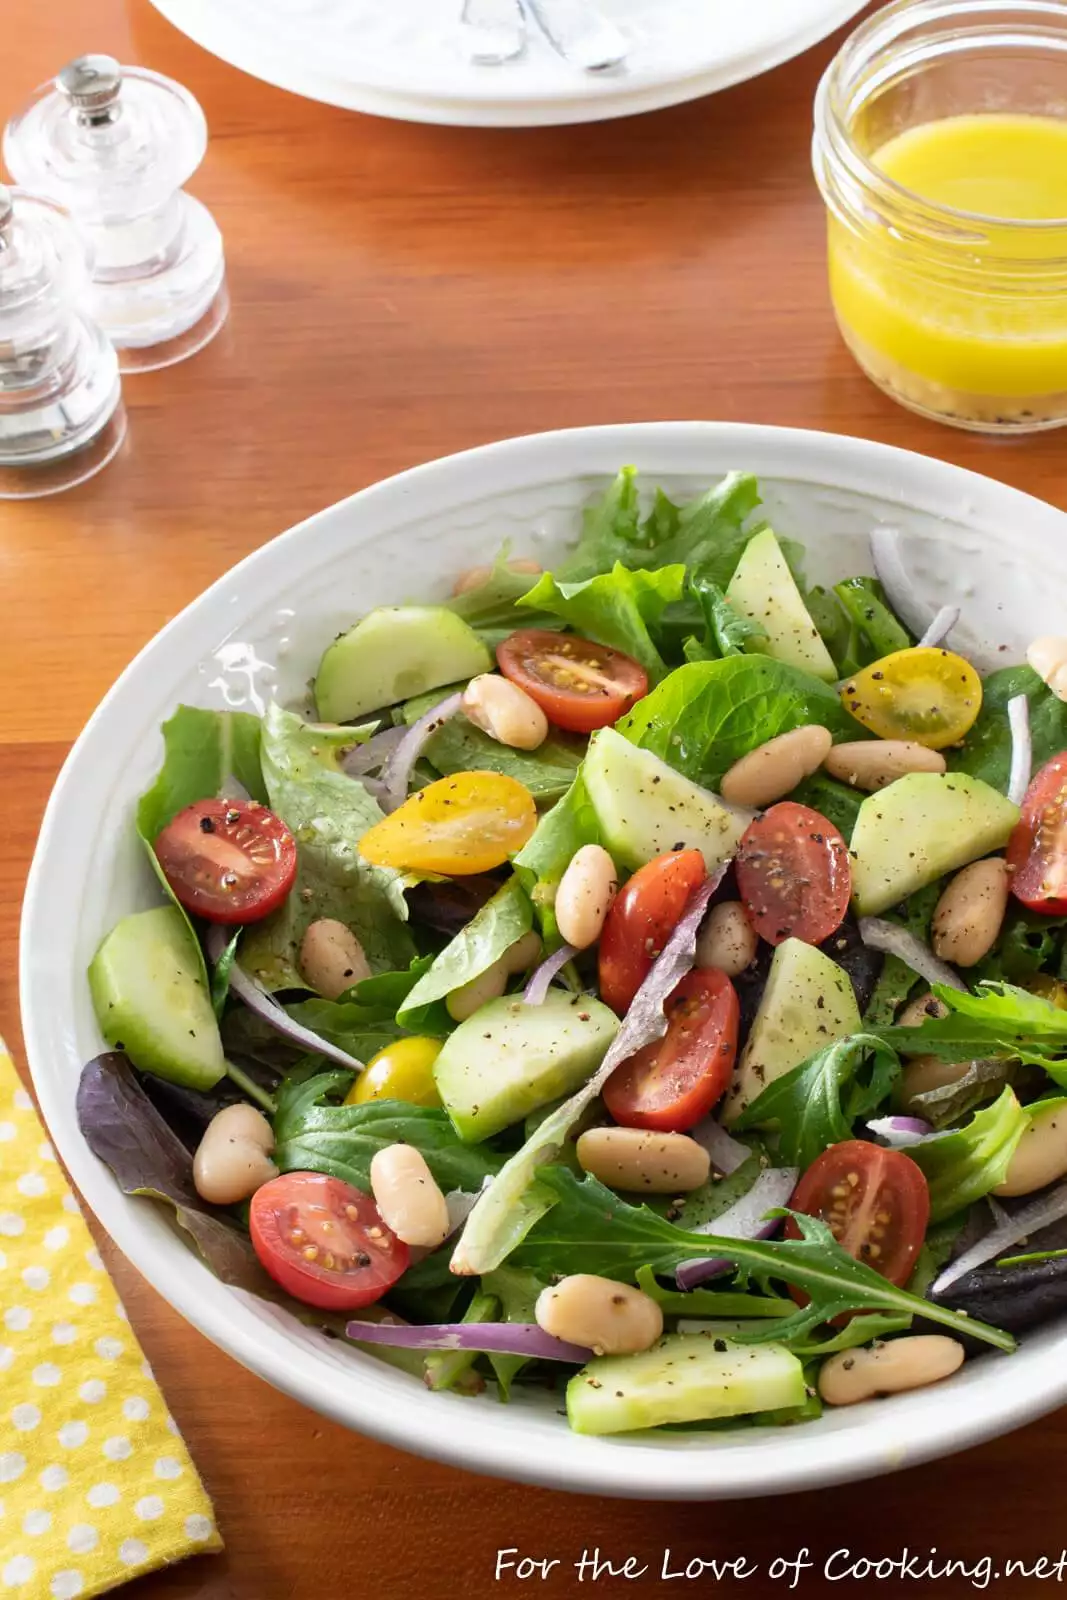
[314,605,491,723]
[850,771,1019,917]
[88,906,226,1090]
[566,1335,805,1435]
[583,727,749,873]
[433,989,619,1143]
[726,527,837,682]
[722,937,860,1125]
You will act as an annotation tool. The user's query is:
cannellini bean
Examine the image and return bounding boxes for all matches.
[898,1054,972,1113]
[695,900,758,977]
[720,725,833,809]
[535,1275,663,1356]
[452,557,542,597]
[576,1127,710,1193]
[819,1336,964,1406]
[1027,636,1067,702]
[995,1100,1067,1196]
[299,918,371,1000]
[369,1143,451,1248]
[931,858,1010,968]
[896,992,949,1030]
[555,845,619,950]
[445,930,543,1022]
[461,673,548,751]
[503,930,543,974]
[193,1103,277,1206]
[823,739,946,791]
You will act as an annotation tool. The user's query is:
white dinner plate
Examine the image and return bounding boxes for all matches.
[21,423,1067,1499]
[147,0,868,125]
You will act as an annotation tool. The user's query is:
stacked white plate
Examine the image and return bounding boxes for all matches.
[148,0,868,125]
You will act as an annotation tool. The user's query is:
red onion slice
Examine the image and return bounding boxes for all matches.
[344,1319,592,1363]
[869,526,938,640]
[918,605,960,649]
[379,691,464,813]
[859,917,967,993]
[866,1114,934,1149]
[675,1167,799,1289]
[932,1181,1067,1295]
[1007,694,1032,807]
[523,944,579,1005]
[343,725,405,777]
[689,1117,751,1177]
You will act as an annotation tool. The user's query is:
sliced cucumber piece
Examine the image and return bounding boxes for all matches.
[433,989,618,1143]
[566,1335,804,1435]
[726,527,837,682]
[850,771,1019,917]
[583,727,749,873]
[88,906,226,1090]
[314,605,491,723]
[721,937,860,1125]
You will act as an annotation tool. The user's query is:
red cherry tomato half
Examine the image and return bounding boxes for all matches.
[249,1172,410,1311]
[598,848,708,1015]
[154,798,298,925]
[735,801,850,948]
[1007,753,1067,915]
[785,1140,929,1290]
[603,968,739,1132]
[496,628,648,734]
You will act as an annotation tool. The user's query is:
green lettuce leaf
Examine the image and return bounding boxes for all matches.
[906,1088,1030,1220]
[788,773,864,841]
[402,692,584,803]
[273,1077,503,1193]
[398,878,533,1027]
[881,979,1067,1072]
[517,563,685,682]
[732,1034,901,1169]
[832,577,912,664]
[682,574,766,664]
[973,905,1067,986]
[513,773,603,945]
[951,664,1067,792]
[481,1266,548,1399]
[617,655,861,789]
[240,705,416,989]
[444,548,563,649]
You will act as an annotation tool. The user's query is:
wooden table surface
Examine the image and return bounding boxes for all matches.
[4,3,1067,1595]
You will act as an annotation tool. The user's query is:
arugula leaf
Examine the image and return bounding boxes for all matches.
[973,905,1067,985]
[908,1212,968,1297]
[732,1034,901,1169]
[282,999,410,1060]
[881,979,1067,1070]
[670,1143,770,1233]
[556,469,760,584]
[617,656,861,790]
[398,878,533,1027]
[518,563,685,682]
[240,705,416,989]
[674,1310,912,1358]
[683,574,766,663]
[402,692,584,803]
[273,1078,503,1194]
[211,930,240,1021]
[510,1168,1014,1352]
[444,548,562,649]
[906,1088,1030,1220]
[424,1288,500,1395]
[513,773,603,946]
[481,1266,548,1399]
[634,1266,790,1321]
[951,664,1067,792]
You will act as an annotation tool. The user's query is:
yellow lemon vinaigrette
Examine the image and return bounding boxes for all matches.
[814,0,1067,432]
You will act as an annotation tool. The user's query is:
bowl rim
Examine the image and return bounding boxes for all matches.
[20,420,1067,1500]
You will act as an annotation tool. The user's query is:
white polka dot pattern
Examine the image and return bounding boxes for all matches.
[0,1049,221,1591]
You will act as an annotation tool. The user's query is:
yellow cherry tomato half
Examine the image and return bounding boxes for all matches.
[840,647,982,750]
[1028,975,1067,1012]
[358,771,537,874]
[345,1036,443,1107]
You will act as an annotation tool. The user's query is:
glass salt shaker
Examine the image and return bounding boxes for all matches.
[4,55,228,373]
[0,183,126,499]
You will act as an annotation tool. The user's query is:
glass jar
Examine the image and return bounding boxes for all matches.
[813,0,1067,433]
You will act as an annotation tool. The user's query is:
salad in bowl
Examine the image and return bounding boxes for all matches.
[73,457,1067,1442]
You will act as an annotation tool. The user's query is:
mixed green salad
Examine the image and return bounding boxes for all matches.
[79,467,1067,1437]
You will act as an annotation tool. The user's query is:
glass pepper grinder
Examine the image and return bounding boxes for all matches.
[4,55,228,373]
[0,183,126,499]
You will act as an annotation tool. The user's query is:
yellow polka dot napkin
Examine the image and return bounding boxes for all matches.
[0,1041,222,1597]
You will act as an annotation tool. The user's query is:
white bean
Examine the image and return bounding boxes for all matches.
[502,930,543,975]
[193,1103,277,1206]
[898,1054,972,1114]
[555,845,619,950]
[819,1336,964,1406]
[299,918,371,1000]
[576,1127,710,1193]
[995,1100,1067,1196]
[823,739,946,791]
[370,1143,451,1248]
[535,1275,663,1356]
[1027,636,1067,702]
[461,673,548,751]
[695,901,758,977]
[931,858,1010,968]
[720,725,833,810]
[452,557,541,597]
[896,992,949,1030]
[445,930,543,1022]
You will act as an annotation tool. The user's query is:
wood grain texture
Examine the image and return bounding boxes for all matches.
[3,3,1067,1594]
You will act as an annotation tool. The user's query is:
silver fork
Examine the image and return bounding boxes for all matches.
[521,0,629,71]
[461,0,526,64]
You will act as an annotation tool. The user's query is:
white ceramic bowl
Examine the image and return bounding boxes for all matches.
[20,423,1067,1499]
